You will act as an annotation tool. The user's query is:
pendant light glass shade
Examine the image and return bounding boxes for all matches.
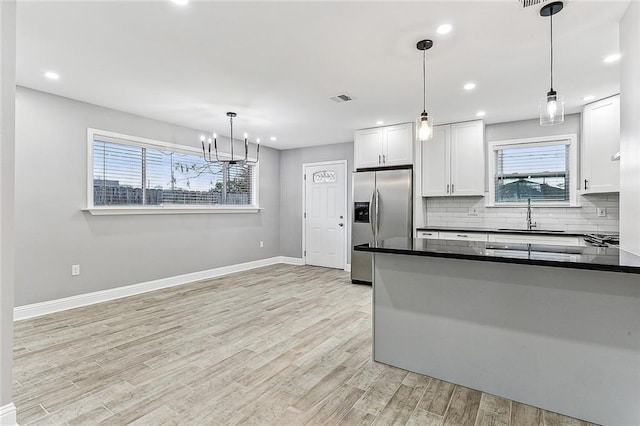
[418,112,433,141]
[540,90,564,126]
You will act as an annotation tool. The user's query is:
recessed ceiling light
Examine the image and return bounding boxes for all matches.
[44,71,59,80]
[582,95,595,101]
[171,0,189,5]
[476,111,486,117]
[464,82,476,91]
[270,136,277,142]
[436,24,452,35]
[376,120,384,125]
[603,53,621,63]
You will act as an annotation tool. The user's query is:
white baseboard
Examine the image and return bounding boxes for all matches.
[345,263,351,272]
[278,256,305,266]
[14,256,304,321]
[0,403,17,426]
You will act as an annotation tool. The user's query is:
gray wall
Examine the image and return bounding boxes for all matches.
[0,0,16,410]
[15,87,281,306]
[620,2,640,255]
[279,142,354,262]
[485,113,581,142]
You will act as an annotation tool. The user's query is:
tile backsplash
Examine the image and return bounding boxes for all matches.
[423,193,619,234]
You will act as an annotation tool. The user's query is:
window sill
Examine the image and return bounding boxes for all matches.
[83,206,262,216]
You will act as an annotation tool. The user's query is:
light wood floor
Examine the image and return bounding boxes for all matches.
[13,264,596,425]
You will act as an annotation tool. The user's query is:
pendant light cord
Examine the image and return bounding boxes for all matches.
[422,49,426,112]
[550,13,554,90]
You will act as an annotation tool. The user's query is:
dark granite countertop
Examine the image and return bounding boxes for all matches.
[416,226,618,237]
[354,237,640,274]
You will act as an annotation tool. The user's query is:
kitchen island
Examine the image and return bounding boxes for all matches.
[355,238,640,426]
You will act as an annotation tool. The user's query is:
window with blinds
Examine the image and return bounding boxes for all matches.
[91,134,255,208]
[494,142,570,203]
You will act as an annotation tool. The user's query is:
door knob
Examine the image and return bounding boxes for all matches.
[338,223,344,227]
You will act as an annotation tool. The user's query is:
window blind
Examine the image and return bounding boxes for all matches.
[495,142,569,203]
[92,139,255,207]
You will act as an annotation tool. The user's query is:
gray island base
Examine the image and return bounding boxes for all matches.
[370,251,640,426]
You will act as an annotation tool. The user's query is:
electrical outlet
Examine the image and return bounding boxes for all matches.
[597,208,606,217]
[71,264,80,276]
[259,241,264,248]
[468,207,479,216]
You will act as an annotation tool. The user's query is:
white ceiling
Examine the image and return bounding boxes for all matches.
[16,0,628,150]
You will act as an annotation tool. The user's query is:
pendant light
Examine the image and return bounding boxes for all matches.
[539,1,564,126]
[417,39,434,140]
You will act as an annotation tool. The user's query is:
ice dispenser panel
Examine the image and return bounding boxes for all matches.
[354,202,370,223]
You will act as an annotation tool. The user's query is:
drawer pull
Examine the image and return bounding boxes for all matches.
[457,234,468,237]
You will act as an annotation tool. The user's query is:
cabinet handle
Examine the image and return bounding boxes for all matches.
[457,234,469,238]
[383,154,386,163]
[451,184,455,194]
[446,184,450,194]
[584,179,589,190]
[378,155,381,164]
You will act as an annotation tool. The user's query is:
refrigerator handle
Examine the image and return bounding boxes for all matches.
[369,190,376,237]
[375,189,380,235]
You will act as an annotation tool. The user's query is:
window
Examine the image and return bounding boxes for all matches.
[87,129,258,213]
[488,134,578,207]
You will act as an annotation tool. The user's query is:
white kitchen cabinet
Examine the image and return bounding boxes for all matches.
[421,125,450,196]
[488,233,585,247]
[422,120,484,197]
[582,95,620,194]
[417,230,439,239]
[417,228,586,247]
[439,231,488,242]
[354,123,413,169]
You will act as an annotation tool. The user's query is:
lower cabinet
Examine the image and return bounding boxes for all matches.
[417,231,440,239]
[416,230,586,247]
[439,231,488,242]
[488,234,585,247]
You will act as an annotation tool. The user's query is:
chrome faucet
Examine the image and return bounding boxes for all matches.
[526,198,537,230]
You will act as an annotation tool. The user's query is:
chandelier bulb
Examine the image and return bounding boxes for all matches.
[200,135,205,142]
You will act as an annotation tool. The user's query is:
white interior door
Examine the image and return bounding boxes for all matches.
[304,162,346,269]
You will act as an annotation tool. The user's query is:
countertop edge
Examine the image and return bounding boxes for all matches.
[354,243,640,275]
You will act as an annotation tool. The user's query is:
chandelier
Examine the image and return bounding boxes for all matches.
[200,112,259,165]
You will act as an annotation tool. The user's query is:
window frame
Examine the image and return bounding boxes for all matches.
[486,134,579,208]
[85,128,260,215]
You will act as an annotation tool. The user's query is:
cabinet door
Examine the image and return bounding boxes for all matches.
[450,120,485,196]
[422,125,450,196]
[439,231,488,242]
[582,95,620,194]
[417,231,439,239]
[383,123,413,166]
[354,128,383,169]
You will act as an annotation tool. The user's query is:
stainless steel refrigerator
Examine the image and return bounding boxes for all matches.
[351,167,412,284]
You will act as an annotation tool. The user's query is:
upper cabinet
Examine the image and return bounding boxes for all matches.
[422,120,485,197]
[582,95,620,194]
[354,123,413,169]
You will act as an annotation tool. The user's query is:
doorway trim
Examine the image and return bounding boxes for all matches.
[301,160,348,271]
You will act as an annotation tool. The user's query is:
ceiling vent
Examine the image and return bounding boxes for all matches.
[330,94,354,103]
[519,0,549,8]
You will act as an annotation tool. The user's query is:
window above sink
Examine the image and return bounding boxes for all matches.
[487,134,578,207]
